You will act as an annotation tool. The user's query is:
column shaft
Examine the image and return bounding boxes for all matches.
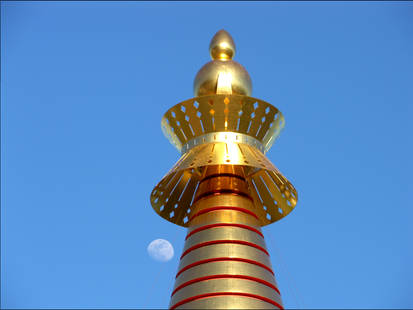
[169,166,283,309]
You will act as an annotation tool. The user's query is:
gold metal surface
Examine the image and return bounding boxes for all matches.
[178,243,272,273]
[171,188,281,309]
[183,227,266,253]
[176,296,277,309]
[161,95,284,152]
[170,279,282,308]
[177,191,273,274]
[148,30,298,309]
[151,157,297,227]
[173,142,274,169]
[174,261,277,288]
[181,132,265,154]
[153,92,297,228]
[194,61,252,97]
[188,195,261,227]
[194,30,251,96]
[209,29,236,61]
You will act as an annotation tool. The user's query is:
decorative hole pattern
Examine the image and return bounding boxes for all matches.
[181,132,265,154]
[151,168,202,226]
[161,94,284,153]
[151,94,296,227]
[150,142,297,227]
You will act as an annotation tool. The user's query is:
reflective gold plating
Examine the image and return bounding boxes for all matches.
[170,167,282,309]
[174,261,277,288]
[171,279,282,307]
[154,93,298,227]
[194,61,252,97]
[188,195,262,227]
[151,160,297,227]
[209,29,236,61]
[194,30,251,96]
[176,295,277,309]
[181,132,265,155]
[161,95,284,152]
[149,30,296,309]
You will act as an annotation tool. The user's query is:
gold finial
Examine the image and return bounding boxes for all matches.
[209,29,236,61]
[193,30,252,97]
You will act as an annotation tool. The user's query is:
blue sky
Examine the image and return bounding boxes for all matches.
[1,1,412,309]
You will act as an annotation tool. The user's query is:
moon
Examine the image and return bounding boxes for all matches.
[147,239,174,262]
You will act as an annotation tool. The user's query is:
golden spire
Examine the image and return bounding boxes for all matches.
[150,29,298,309]
[193,29,252,97]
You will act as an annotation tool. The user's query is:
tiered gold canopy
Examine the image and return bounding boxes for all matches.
[150,30,298,227]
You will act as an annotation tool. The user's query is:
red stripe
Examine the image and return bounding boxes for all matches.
[170,292,284,310]
[185,223,263,240]
[176,257,274,278]
[188,206,258,222]
[171,274,281,296]
[180,240,269,259]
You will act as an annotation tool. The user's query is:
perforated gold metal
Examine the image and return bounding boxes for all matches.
[153,92,298,227]
[181,132,265,154]
[150,148,297,227]
[161,94,284,153]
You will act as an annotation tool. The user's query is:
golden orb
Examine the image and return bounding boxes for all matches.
[193,30,252,97]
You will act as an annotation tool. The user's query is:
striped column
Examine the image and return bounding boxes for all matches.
[169,166,283,309]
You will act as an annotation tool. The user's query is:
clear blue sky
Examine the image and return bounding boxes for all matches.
[1,1,412,309]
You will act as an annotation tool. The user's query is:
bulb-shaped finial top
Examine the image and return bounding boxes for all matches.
[209,29,236,61]
[194,29,252,97]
